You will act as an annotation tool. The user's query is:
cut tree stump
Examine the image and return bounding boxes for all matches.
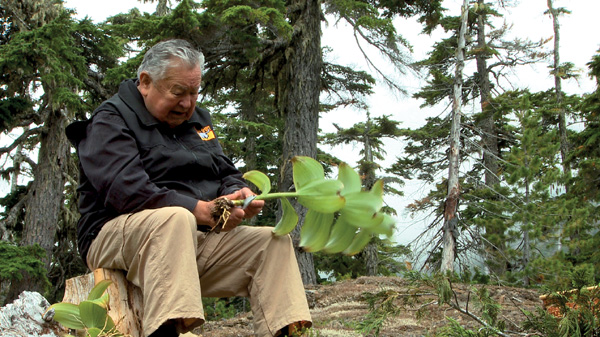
[62,268,144,337]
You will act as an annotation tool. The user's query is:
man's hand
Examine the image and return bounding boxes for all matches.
[237,187,265,219]
[192,188,264,232]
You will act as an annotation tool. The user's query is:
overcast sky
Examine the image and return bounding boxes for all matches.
[62,0,600,247]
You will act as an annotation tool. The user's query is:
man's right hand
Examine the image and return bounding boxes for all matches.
[193,198,245,232]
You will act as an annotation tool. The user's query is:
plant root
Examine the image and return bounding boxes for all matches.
[211,197,234,233]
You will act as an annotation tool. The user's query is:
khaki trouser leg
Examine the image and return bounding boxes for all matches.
[87,207,312,337]
[197,226,312,336]
[86,207,205,337]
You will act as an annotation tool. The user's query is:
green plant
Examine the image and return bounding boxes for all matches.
[0,241,50,303]
[203,297,241,321]
[529,284,600,337]
[234,156,394,255]
[407,272,512,337]
[520,306,561,337]
[437,317,494,337]
[357,290,403,336]
[571,264,596,289]
[46,280,122,337]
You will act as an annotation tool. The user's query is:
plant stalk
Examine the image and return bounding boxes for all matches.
[231,192,298,206]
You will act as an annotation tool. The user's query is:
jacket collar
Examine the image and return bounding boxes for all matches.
[118,79,203,129]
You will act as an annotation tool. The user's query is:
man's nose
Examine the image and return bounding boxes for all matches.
[179,96,193,109]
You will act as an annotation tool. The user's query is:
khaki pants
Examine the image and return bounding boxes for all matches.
[86,206,311,337]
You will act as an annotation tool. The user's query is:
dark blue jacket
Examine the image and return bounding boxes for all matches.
[66,79,247,263]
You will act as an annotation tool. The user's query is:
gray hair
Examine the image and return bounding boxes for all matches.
[137,39,205,81]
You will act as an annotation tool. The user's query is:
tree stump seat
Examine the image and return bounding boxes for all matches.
[62,268,144,337]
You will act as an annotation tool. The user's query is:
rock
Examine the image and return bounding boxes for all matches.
[0,291,60,337]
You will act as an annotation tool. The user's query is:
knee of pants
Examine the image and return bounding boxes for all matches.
[146,206,197,239]
[254,226,294,251]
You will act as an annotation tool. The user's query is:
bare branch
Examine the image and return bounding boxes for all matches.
[84,69,112,101]
[335,14,412,95]
[0,191,29,242]
[0,127,42,157]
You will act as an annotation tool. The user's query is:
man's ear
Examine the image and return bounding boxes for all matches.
[138,72,152,96]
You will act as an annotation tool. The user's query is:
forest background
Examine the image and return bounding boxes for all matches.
[2,0,600,330]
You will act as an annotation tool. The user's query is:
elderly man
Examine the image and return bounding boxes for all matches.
[66,39,311,337]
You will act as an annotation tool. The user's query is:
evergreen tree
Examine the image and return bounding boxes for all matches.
[560,50,600,283]
[546,0,576,175]
[0,1,125,302]
[322,113,403,275]
[491,91,563,285]
[128,0,443,284]
[393,2,549,275]
[0,0,443,295]
[440,0,469,273]
[573,51,600,203]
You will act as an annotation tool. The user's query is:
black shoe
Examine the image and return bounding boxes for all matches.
[148,323,178,337]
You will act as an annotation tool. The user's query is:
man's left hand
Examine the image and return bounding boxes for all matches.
[216,188,264,232]
[236,187,264,219]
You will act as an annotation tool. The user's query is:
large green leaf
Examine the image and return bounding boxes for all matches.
[343,229,373,256]
[272,198,299,236]
[296,179,345,213]
[369,213,395,237]
[79,300,108,329]
[298,194,346,214]
[337,162,362,195]
[348,190,381,213]
[338,191,384,229]
[339,210,384,230]
[300,210,334,252]
[87,280,112,302]
[296,179,343,196]
[91,292,110,311]
[103,315,117,334]
[48,302,85,330]
[87,327,102,337]
[292,156,324,190]
[369,180,384,209]
[242,170,271,195]
[323,217,357,253]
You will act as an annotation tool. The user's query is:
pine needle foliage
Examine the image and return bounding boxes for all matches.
[403,272,512,337]
[524,284,600,337]
[0,241,50,304]
[357,289,403,336]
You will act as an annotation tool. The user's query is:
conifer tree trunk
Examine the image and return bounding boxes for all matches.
[547,0,576,257]
[241,97,258,172]
[22,109,69,264]
[362,119,378,276]
[278,0,321,285]
[475,0,505,276]
[441,0,469,273]
[155,0,170,16]
[240,96,261,226]
[6,108,69,300]
[3,0,68,302]
[522,172,531,286]
[547,0,570,174]
[476,0,499,188]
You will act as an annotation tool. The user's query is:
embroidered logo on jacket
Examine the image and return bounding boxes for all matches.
[197,126,216,141]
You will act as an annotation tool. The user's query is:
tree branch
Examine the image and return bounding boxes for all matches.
[0,127,42,156]
[84,69,112,101]
[0,191,29,242]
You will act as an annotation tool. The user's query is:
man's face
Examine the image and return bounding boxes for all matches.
[138,60,202,128]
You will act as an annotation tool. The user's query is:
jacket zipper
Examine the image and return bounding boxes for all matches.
[172,133,199,161]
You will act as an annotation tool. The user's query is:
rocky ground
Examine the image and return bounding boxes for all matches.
[0,275,547,337]
[195,276,545,337]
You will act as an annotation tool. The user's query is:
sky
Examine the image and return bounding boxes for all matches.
[61,0,600,248]
[318,0,600,245]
